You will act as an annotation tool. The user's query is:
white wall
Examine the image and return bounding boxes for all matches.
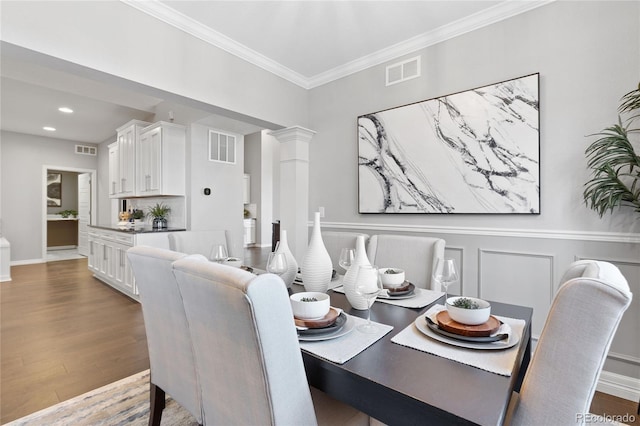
[1,131,99,262]
[187,123,245,257]
[307,1,640,397]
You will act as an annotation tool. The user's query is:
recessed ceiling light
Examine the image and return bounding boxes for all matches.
[43,126,56,132]
[58,107,73,113]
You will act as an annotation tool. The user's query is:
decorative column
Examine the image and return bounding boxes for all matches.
[269,126,316,262]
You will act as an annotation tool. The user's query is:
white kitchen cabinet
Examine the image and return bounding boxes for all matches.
[88,227,179,300]
[137,121,186,196]
[111,120,150,198]
[108,142,119,198]
[243,218,256,246]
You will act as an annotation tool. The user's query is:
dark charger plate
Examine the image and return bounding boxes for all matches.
[298,312,347,336]
[425,316,508,343]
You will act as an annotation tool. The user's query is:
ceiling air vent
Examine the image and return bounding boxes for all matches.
[386,56,421,86]
[75,145,97,156]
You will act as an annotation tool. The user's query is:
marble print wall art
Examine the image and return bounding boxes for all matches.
[358,73,540,214]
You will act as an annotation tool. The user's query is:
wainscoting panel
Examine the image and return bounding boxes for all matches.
[321,222,640,401]
[575,256,640,382]
[479,249,554,336]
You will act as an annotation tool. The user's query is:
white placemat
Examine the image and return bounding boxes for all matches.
[293,274,343,290]
[391,305,526,376]
[331,285,444,309]
[299,315,393,364]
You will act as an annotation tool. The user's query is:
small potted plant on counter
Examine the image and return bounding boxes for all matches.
[130,209,145,227]
[147,203,171,229]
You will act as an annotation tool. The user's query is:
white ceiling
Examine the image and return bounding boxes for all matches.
[0,0,550,144]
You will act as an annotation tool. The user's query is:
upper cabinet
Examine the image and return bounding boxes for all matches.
[108,141,119,197]
[110,120,150,199]
[109,120,185,198]
[136,121,186,196]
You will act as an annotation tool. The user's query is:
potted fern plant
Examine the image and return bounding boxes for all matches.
[583,83,640,217]
[147,202,171,229]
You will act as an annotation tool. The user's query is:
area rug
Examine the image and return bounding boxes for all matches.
[6,370,199,426]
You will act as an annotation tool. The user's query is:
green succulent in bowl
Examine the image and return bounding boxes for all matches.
[451,297,480,309]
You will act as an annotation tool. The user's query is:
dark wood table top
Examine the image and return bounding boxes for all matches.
[294,286,533,426]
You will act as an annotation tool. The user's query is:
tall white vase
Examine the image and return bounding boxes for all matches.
[343,235,371,310]
[301,212,332,293]
[275,229,298,288]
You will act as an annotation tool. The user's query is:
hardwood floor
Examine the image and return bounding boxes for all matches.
[1,258,148,424]
[2,252,638,424]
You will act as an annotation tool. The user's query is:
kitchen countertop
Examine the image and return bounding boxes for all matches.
[88,224,186,234]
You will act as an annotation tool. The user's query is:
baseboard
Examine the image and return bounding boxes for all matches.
[597,370,640,402]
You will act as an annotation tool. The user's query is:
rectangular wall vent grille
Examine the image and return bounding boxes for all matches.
[75,145,97,156]
[386,56,421,86]
[209,130,236,164]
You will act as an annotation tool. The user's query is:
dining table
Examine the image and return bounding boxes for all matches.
[291,284,533,426]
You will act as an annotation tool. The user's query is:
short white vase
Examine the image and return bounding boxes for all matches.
[301,212,332,293]
[275,229,298,288]
[343,235,371,310]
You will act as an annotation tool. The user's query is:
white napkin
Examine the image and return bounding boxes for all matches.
[299,315,393,364]
[426,304,513,339]
[332,285,444,309]
[391,305,526,376]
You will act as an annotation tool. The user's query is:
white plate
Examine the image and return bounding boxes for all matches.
[414,316,520,350]
[377,287,420,300]
[298,315,355,341]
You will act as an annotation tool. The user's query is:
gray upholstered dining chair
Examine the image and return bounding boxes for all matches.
[321,231,370,274]
[366,234,445,290]
[126,246,205,426]
[167,229,234,259]
[505,260,633,426]
[172,257,368,426]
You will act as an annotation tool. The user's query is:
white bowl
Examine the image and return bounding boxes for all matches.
[379,268,406,288]
[446,297,491,325]
[290,292,330,320]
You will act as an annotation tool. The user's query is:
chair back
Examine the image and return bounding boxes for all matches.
[366,234,445,290]
[510,260,632,425]
[168,229,233,259]
[321,231,370,273]
[126,246,204,423]
[172,258,317,426]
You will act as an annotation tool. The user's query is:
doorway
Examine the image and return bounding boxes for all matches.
[42,165,97,262]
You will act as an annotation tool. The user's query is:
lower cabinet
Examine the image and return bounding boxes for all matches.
[88,228,176,300]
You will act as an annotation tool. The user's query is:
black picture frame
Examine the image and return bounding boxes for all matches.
[357,73,540,214]
[47,173,62,207]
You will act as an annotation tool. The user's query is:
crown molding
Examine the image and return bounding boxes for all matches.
[123,0,555,90]
[307,0,556,88]
[121,0,310,88]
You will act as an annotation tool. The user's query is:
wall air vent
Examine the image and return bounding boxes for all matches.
[75,145,97,156]
[386,56,421,86]
[209,130,236,164]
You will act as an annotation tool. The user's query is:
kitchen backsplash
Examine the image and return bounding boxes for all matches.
[125,196,186,228]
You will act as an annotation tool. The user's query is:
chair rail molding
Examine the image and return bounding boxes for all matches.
[316,221,640,244]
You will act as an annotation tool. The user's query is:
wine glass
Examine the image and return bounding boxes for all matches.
[338,248,355,273]
[211,244,228,263]
[433,258,459,300]
[355,265,383,333]
[267,252,288,277]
